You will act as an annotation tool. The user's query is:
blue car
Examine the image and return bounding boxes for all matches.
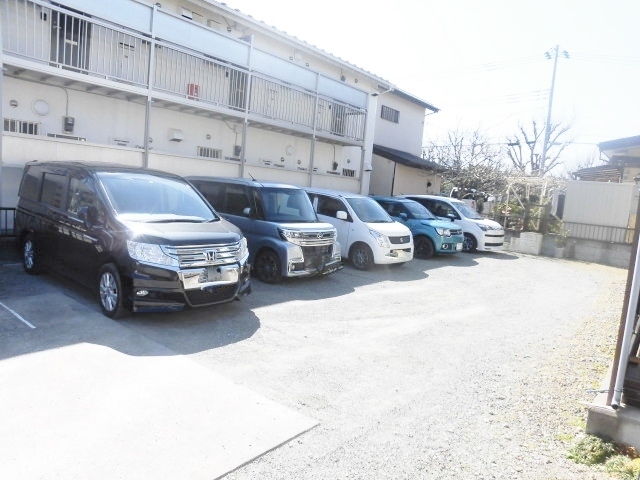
[371,196,464,258]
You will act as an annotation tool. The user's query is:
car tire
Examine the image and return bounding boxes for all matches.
[414,235,435,259]
[349,243,374,270]
[463,233,478,252]
[253,250,282,284]
[98,263,127,319]
[22,234,42,274]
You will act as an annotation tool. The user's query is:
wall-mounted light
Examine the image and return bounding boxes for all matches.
[33,99,49,116]
[206,133,211,140]
[9,99,18,108]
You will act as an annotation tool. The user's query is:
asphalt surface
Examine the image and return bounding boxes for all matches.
[0,240,628,479]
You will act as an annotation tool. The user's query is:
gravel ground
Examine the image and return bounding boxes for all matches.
[128,251,628,480]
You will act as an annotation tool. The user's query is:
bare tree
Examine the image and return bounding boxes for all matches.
[506,119,573,176]
[423,127,508,198]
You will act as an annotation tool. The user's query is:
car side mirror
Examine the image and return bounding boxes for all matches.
[336,210,348,220]
[242,206,253,217]
[447,213,456,222]
[399,212,408,221]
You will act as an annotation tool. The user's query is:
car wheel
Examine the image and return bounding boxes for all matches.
[98,263,127,319]
[22,234,42,274]
[349,243,374,270]
[253,250,282,284]
[463,233,478,252]
[414,235,435,259]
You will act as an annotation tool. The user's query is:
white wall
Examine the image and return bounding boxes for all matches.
[3,77,147,145]
[373,92,426,154]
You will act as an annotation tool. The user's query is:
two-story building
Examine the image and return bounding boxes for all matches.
[0,0,440,225]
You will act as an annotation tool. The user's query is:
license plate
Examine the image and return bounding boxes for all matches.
[455,243,463,251]
[205,267,223,282]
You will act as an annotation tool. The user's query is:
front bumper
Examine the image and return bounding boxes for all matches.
[128,259,251,313]
[375,247,413,265]
[438,240,464,253]
[288,256,343,278]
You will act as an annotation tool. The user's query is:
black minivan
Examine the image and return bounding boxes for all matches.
[14,161,251,318]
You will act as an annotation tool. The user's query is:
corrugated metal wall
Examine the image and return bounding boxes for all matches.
[564,181,637,228]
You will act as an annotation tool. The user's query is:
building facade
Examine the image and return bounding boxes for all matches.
[0,0,439,216]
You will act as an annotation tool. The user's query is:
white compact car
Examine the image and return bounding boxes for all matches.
[305,188,414,269]
[402,195,505,252]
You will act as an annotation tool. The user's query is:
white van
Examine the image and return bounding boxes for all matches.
[402,195,504,252]
[305,188,413,269]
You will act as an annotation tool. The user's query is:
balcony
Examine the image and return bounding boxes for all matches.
[1,0,367,145]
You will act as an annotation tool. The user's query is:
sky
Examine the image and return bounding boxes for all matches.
[222,0,640,174]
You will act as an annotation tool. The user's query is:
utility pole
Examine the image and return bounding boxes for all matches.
[540,45,569,176]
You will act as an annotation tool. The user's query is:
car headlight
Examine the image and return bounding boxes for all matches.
[435,227,452,237]
[127,241,178,267]
[237,236,249,261]
[369,229,390,248]
[477,224,489,231]
[279,228,305,246]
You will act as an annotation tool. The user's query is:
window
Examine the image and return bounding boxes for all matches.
[19,168,42,201]
[4,119,40,135]
[381,105,400,123]
[315,195,346,219]
[41,173,68,209]
[197,146,222,159]
[193,181,224,210]
[225,185,251,215]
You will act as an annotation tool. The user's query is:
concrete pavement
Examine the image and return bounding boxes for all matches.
[0,257,317,480]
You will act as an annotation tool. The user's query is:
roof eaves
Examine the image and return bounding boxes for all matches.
[391,89,439,113]
[598,135,640,152]
[373,144,445,172]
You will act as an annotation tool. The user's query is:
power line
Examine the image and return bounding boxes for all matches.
[570,52,640,67]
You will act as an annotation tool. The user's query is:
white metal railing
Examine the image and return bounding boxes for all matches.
[2,0,367,143]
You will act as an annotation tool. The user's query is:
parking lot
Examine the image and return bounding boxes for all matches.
[0,247,627,480]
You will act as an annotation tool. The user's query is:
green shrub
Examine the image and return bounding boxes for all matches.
[605,456,640,480]
[567,435,617,465]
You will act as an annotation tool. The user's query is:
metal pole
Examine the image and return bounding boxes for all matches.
[611,231,640,408]
[540,45,559,176]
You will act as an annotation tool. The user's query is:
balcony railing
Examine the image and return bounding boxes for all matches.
[0,208,16,238]
[2,0,366,143]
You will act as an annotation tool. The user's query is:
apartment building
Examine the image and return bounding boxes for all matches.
[0,0,440,220]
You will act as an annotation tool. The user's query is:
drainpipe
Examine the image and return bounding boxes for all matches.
[143,4,159,169]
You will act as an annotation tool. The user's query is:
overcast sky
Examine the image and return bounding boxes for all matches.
[223,0,640,173]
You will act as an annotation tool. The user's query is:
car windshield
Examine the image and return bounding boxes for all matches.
[97,172,217,222]
[455,201,483,219]
[404,201,436,220]
[347,197,394,223]
[259,187,318,222]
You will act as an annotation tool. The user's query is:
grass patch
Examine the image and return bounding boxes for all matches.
[568,434,640,479]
